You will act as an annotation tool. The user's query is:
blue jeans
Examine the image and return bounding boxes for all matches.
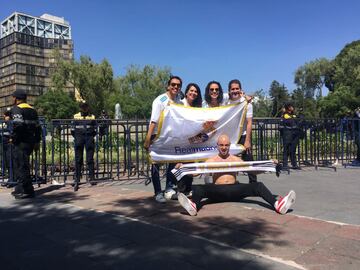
[151,163,177,195]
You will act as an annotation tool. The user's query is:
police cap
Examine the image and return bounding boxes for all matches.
[12,89,27,99]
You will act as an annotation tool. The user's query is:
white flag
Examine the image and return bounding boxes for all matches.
[149,101,248,163]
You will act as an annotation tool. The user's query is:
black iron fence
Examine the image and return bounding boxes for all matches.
[0,118,359,187]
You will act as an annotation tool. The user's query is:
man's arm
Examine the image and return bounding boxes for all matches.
[144,121,156,151]
[244,117,252,150]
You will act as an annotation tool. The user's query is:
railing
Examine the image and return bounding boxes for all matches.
[0,118,359,187]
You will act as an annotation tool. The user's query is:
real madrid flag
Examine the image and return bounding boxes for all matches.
[149,101,248,163]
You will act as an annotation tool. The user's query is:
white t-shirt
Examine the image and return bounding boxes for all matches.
[150,93,182,134]
[226,96,253,136]
[181,98,191,107]
[201,99,226,108]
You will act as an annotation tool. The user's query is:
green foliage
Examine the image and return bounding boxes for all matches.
[35,90,77,120]
[108,65,171,119]
[50,52,115,117]
[318,40,360,117]
[268,81,289,117]
[291,88,318,118]
[74,56,115,116]
[294,58,333,98]
[319,86,359,117]
[252,89,272,117]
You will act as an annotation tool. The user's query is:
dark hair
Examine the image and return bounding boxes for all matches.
[284,102,294,110]
[205,81,223,106]
[4,110,11,117]
[228,79,242,91]
[184,83,202,107]
[80,102,90,110]
[167,75,182,88]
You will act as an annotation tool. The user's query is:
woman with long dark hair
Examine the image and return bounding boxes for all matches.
[178,83,203,195]
[202,81,224,108]
[182,83,202,107]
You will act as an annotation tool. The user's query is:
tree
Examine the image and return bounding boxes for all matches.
[35,90,78,120]
[50,52,115,117]
[252,89,272,117]
[294,58,333,98]
[268,81,289,117]
[291,88,317,118]
[108,65,171,119]
[318,40,360,117]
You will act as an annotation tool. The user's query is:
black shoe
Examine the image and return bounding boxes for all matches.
[291,166,301,170]
[74,183,79,192]
[90,181,97,186]
[13,192,35,199]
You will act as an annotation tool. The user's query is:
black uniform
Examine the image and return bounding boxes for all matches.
[72,112,96,186]
[1,119,12,183]
[10,103,41,197]
[279,112,301,168]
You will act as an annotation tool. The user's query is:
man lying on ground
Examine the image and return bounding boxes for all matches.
[176,134,296,216]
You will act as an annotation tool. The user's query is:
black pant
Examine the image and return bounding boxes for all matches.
[2,143,12,179]
[177,175,193,193]
[12,142,35,195]
[239,135,257,183]
[282,130,300,167]
[74,134,95,182]
[151,163,177,195]
[192,182,276,209]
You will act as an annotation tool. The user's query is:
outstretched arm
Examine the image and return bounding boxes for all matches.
[144,122,156,151]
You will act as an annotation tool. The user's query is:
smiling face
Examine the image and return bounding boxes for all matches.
[217,134,230,158]
[209,83,220,101]
[229,82,244,101]
[167,78,181,99]
[186,85,199,104]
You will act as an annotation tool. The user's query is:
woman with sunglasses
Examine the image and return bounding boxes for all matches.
[202,81,225,108]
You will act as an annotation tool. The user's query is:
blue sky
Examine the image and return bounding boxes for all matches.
[1,0,360,95]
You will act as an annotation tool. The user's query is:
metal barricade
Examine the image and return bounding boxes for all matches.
[1,117,359,187]
[0,118,47,187]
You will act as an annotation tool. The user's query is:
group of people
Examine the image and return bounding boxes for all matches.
[144,76,296,215]
[1,89,111,196]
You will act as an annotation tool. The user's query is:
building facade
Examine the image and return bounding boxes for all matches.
[0,12,74,112]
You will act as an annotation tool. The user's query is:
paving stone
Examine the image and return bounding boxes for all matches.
[296,248,360,270]
[332,225,360,241]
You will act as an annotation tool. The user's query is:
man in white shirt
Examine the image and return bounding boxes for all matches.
[227,79,257,183]
[144,76,183,202]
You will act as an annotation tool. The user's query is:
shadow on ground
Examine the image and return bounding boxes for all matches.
[0,185,291,270]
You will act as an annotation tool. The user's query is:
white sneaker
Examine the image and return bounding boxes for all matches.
[164,188,177,200]
[178,193,197,216]
[155,193,166,203]
[274,190,296,214]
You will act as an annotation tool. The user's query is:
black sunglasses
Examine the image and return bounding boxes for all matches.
[170,83,181,88]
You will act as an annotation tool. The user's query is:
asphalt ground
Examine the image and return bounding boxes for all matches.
[0,166,359,270]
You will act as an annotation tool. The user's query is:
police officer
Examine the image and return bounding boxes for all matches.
[72,102,96,191]
[1,108,13,187]
[279,102,301,170]
[10,89,41,199]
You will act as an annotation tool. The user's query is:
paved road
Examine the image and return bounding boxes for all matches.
[0,166,359,270]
